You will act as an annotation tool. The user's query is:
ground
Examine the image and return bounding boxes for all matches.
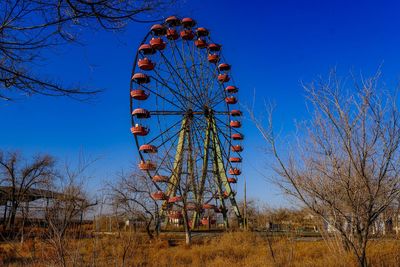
[0,232,399,266]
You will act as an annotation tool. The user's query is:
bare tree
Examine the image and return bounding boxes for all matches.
[0,0,176,100]
[0,151,55,232]
[108,170,161,239]
[249,70,400,267]
[44,155,97,267]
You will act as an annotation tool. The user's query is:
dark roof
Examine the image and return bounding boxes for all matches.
[0,186,83,203]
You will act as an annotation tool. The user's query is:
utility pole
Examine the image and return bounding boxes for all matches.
[243,176,247,230]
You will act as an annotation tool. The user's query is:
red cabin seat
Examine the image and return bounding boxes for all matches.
[138,58,155,71]
[139,144,157,153]
[208,43,221,51]
[208,54,220,63]
[218,63,231,71]
[181,17,196,28]
[138,44,155,55]
[231,145,243,152]
[132,73,150,84]
[131,90,149,100]
[232,133,244,140]
[225,96,237,104]
[166,28,179,40]
[180,30,195,40]
[150,38,166,50]
[195,39,207,48]
[139,160,156,171]
[131,125,149,136]
[152,175,169,182]
[230,110,242,117]
[227,177,237,183]
[229,168,241,175]
[132,108,150,118]
[165,16,180,26]
[150,24,166,36]
[151,191,167,200]
[229,157,242,163]
[168,196,183,203]
[218,74,230,83]
[230,120,241,128]
[196,27,209,37]
[202,203,216,210]
[225,85,238,93]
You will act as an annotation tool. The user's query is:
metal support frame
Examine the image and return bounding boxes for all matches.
[161,112,242,229]
[210,114,243,225]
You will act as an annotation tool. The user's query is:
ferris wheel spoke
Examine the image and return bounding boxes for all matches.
[137,82,185,111]
[172,41,205,107]
[169,41,199,102]
[159,50,203,105]
[150,69,190,109]
[145,119,183,145]
[213,115,242,134]
[149,111,186,115]
[184,41,208,104]
[153,128,183,175]
[150,75,203,110]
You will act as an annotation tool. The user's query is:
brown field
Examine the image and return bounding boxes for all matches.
[0,232,399,266]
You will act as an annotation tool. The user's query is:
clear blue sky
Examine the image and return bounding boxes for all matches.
[2,0,400,207]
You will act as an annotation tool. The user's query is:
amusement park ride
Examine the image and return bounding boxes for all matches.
[130,16,244,229]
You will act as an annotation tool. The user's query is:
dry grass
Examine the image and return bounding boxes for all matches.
[0,232,399,266]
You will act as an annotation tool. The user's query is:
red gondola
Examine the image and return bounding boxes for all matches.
[139,160,156,171]
[130,89,149,100]
[227,177,237,183]
[208,43,221,51]
[180,29,195,40]
[132,73,150,84]
[230,110,242,117]
[152,175,169,182]
[181,17,196,28]
[149,38,166,50]
[230,120,241,128]
[208,54,220,63]
[229,168,241,175]
[138,58,155,71]
[131,124,149,136]
[151,191,167,200]
[138,44,155,55]
[132,108,150,118]
[166,28,179,40]
[168,196,183,203]
[232,133,244,140]
[202,203,216,209]
[218,74,230,83]
[150,24,166,36]
[196,27,209,37]
[195,38,207,48]
[229,157,242,163]
[165,16,180,26]
[225,85,238,93]
[139,144,158,153]
[225,96,237,104]
[218,63,231,71]
[231,145,243,152]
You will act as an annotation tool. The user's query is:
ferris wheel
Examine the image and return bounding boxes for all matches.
[130,16,243,228]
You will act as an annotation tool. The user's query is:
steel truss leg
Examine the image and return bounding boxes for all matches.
[161,117,188,225]
[210,115,243,226]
